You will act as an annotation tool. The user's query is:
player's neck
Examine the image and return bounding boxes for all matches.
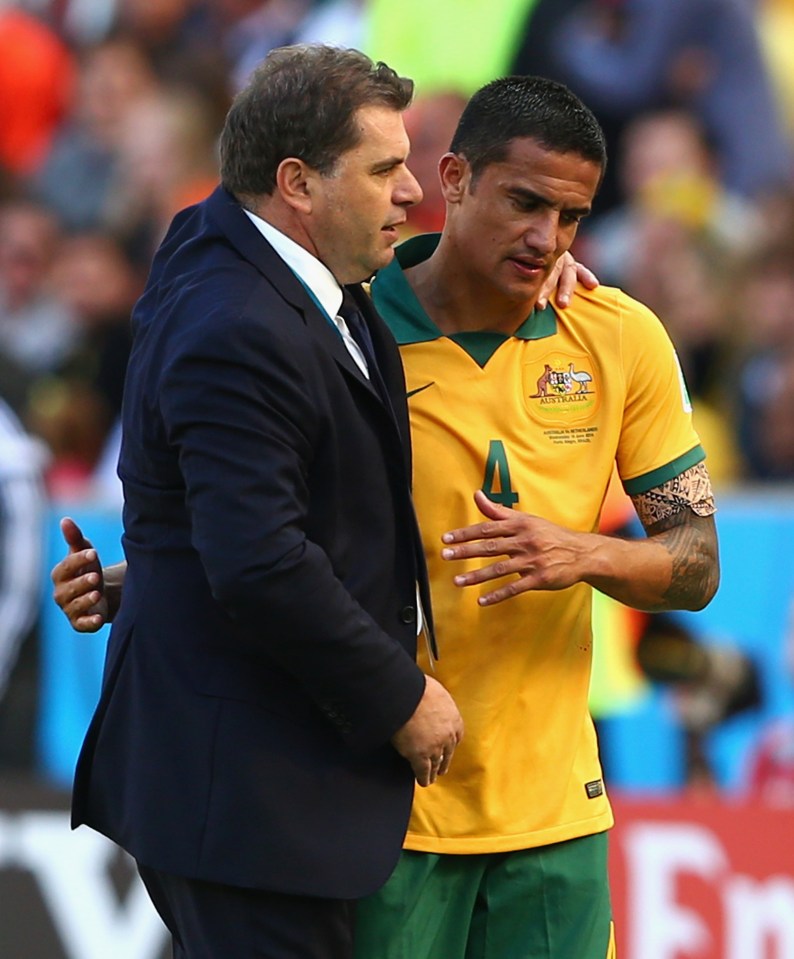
[406,248,537,336]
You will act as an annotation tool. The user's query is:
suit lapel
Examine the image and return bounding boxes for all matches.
[204,187,397,412]
[205,188,379,391]
[203,189,423,622]
[345,284,412,451]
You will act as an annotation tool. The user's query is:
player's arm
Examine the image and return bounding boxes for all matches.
[624,461,719,611]
[440,463,719,612]
[51,517,125,631]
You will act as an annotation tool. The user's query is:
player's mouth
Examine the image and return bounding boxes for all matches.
[509,256,549,278]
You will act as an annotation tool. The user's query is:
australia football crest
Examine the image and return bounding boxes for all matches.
[522,353,600,426]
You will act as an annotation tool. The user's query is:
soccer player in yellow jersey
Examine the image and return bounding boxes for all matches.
[51,74,719,959]
[352,75,719,959]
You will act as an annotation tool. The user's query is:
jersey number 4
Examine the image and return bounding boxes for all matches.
[482,440,519,508]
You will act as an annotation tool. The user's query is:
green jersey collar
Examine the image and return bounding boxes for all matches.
[372,233,559,352]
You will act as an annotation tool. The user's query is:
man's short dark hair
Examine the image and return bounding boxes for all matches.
[220,44,414,198]
[450,75,607,185]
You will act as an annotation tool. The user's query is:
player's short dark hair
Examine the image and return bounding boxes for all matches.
[450,75,607,185]
[220,44,414,199]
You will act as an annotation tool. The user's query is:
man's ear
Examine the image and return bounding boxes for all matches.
[275,157,314,214]
[438,152,471,204]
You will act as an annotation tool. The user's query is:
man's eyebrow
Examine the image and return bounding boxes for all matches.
[370,155,405,173]
[508,186,547,205]
[508,185,592,218]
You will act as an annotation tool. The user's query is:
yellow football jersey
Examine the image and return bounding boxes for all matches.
[372,235,704,854]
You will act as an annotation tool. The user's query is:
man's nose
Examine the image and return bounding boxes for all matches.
[524,214,558,254]
[396,166,423,207]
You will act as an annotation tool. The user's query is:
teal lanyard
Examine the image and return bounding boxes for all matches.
[294,273,344,341]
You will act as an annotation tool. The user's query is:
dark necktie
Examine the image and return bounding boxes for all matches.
[339,291,391,407]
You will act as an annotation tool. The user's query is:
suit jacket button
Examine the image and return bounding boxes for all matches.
[399,605,416,625]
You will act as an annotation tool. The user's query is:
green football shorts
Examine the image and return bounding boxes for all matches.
[354,831,615,959]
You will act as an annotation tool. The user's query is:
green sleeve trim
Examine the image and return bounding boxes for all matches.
[622,446,706,496]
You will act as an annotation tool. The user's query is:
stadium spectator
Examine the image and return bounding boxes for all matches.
[23,232,137,499]
[548,0,793,205]
[0,6,75,176]
[105,85,223,265]
[33,35,159,232]
[730,224,794,478]
[0,200,75,377]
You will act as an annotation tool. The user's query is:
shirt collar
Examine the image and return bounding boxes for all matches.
[243,209,343,319]
[372,233,558,347]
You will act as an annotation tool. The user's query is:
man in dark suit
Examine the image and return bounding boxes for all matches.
[62,44,463,959]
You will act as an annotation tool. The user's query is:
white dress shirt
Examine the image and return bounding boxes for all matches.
[243,210,370,378]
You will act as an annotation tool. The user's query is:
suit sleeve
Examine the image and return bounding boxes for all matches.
[158,289,425,753]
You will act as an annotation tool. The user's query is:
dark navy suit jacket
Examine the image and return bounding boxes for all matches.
[72,186,430,899]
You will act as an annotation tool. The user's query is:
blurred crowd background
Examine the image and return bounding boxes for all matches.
[2,0,794,803]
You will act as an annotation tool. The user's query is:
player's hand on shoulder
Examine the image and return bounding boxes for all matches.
[391,675,464,787]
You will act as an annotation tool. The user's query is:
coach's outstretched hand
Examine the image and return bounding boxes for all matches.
[51,517,114,632]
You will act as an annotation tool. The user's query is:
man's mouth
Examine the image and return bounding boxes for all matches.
[509,256,548,276]
[381,222,404,245]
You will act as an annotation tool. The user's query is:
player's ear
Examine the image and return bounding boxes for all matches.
[439,152,471,204]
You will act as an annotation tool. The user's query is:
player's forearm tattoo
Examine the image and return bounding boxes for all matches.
[646,512,719,609]
[631,463,719,609]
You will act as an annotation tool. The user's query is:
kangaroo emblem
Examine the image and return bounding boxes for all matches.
[531,364,553,397]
